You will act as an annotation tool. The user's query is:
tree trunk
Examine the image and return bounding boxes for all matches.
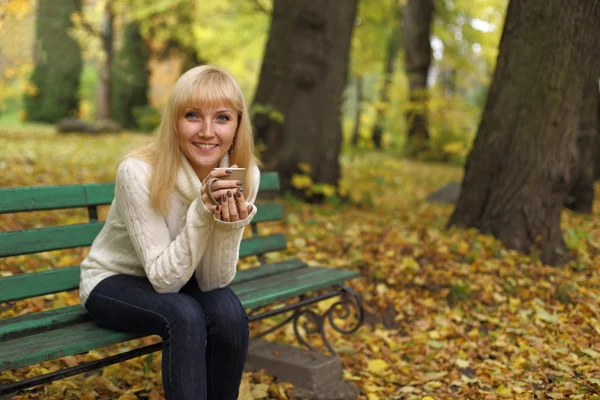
[448,0,600,266]
[594,78,600,180]
[252,0,358,195]
[24,0,82,123]
[97,2,115,121]
[112,22,151,129]
[372,2,402,149]
[351,75,363,147]
[403,0,433,157]
[566,77,599,213]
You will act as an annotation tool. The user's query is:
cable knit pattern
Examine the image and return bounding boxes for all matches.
[79,156,260,305]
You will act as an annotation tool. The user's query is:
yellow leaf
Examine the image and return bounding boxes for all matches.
[367,359,389,375]
[251,383,269,399]
[422,397,436,400]
[297,162,311,174]
[291,174,312,189]
[237,377,253,400]
[455,358,470,368]
[496,385,512,398]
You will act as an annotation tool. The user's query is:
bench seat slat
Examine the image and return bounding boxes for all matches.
[0,172,280,215]
[0,306,88,342]
[233,258,305,284]
[0,259,307,341]
[238,268,360,309]
[0,322,143,372]
[0,266,357,371]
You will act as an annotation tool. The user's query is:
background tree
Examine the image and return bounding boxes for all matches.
[24,0,82,122]
[371,0,402,149]
[252,0,359,194]
[129,0,204,73]
[71,0,117,121]
[403,0,434,157]
[350,75,364,147]
[448,0,600,265]
[566,77,600,213]
[111,21,150,129]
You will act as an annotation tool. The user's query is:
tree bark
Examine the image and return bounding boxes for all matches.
[372,2,402,149]
[252,0,358,195]
[594,78,600,180]
[351,75,363,147]
[448,0,600,266]
[403,0,433,157]
[566,77,599,213]
[96,1,115,120]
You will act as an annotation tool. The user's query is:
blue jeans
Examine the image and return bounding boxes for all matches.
[85,274,249,400]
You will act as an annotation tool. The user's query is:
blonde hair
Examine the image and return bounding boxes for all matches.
[126,65,260,215]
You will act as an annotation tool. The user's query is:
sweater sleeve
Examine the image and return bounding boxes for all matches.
[195,166,261,291]
[116,158,215,293]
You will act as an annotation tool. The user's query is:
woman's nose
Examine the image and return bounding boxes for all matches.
[199,120,215,136]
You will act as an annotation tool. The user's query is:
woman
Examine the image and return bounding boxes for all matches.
[79,65,260,400]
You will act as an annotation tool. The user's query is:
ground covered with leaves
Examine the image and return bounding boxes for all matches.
[1,128,599,400]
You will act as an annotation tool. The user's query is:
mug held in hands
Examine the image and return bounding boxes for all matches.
[205,168,246,205]
[214,167,245,187]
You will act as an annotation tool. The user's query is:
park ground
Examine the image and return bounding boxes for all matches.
[1,127,599,400]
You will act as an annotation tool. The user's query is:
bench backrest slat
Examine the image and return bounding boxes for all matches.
[0,172,280,214]
[0,203,283,258]
[0,223,105,258]
[0,184,115,214]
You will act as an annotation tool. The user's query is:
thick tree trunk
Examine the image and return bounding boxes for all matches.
[351,75,363,147]
[252,0,358,195]
[448,0,600,266]
[97,2,114,121]
[566,78,599,213]
[372,2,402,149]
[594,78,600,181]
[403,0,433,157]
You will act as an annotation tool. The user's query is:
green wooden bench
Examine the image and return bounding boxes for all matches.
[0,172,364,396]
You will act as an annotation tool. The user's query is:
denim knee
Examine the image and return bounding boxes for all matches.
[208,292,248,341]
[161,294,207,339]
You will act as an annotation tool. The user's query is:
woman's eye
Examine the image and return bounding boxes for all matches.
[217,115,231,122]
[185,112,199,119]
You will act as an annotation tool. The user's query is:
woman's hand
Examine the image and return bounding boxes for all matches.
[218,189,253,222]
[201,165,242,213]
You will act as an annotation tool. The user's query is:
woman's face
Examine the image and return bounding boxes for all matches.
[177,105,238,179]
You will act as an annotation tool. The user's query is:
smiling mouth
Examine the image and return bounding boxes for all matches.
[193,143,218,150]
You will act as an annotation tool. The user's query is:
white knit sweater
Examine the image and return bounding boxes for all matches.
[79,155,259,305]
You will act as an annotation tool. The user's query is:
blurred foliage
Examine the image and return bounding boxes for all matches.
[345,0,508,161]
[112,22,150,129]
[132,105,160,132]
[126,0,270,97]
[1,129,600,398]
[0,0,34,117]
[1,0,507,161]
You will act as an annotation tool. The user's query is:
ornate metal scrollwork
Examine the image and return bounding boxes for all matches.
[251,286,364,356]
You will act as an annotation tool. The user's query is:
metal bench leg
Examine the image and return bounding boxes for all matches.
[251,285,364,356]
